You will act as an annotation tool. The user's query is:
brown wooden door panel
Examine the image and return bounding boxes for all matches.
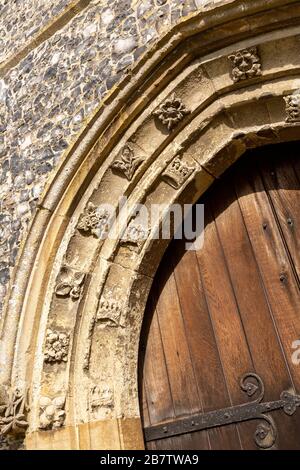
[139,142,300,450]
[209,183,293,396]
[259,151,300,281]
[233,160,300,391]
[171,246,241,449]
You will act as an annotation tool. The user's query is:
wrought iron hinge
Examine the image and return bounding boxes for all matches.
[144,373,300,449]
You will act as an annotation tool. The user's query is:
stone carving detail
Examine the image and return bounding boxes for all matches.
[284,93,300,122]
[121,222,149,247]
[44,328,70,364]
[55,266,85,300]
[39,396,65,430]
[77,202,110,238]
[111,144,144,181]
[228,47,262,82]
[83,297,125,370]
[90,384,113,418]
[162,156,194,189]
[96,298,123,328]
[0,387,28,436]
[153,93,190,130]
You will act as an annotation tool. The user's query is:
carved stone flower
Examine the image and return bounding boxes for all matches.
[284,93,300,122]
[44,329,70,363]
[0,387,28,436]
[39,396,65,430]
[228,47,262,82]
[55,267,85,300]
[153,94,190,130]
[111,144,144,181]
[77,202,110,239]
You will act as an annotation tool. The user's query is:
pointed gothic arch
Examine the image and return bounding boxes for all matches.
[1,0,300,449]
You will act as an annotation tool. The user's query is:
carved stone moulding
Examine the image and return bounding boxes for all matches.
[153,93,190,131]
[111,143,144,181]
[44,328,70,364]
[162,156,195,189]
[228,47,262,82]
[39,396,65,430]
[284,93,300,122]
[55,265,85,300]
[0,386,29,437]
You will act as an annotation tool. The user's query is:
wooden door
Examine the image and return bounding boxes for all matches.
[139,141,300,450]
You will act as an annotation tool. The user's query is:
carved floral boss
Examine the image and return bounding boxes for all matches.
[0,387,28,437]
[284,93,300,122]
[44,328,70,364]
[228,47,262,82]
[153,94,190,131]
[77,202,110,238]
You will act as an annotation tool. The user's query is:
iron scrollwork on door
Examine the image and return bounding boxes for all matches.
[144,372,300,449]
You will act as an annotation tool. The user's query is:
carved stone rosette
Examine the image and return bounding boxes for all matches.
[111,144,144,181]
[77,202,110,238]
[162,156,194,189]
[284,93,300,122]
[228,47,262,82]
[153,94,190,131]
[55,266,85,300]
[0,387,28,437]
[44,328,70,364]
[39,396,65,430]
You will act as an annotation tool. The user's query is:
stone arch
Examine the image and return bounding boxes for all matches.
[1,0,300,449]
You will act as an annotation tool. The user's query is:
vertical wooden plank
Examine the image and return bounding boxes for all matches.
[210,175,300,449]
